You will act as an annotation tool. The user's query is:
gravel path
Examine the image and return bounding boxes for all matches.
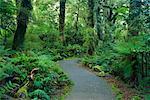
[59,59,115,100]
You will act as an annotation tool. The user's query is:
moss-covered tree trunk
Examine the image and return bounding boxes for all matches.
[128,0,142,85]
[128,0,142,36]
[87,0,94,28]
[12,0,32,50]
[87,0,95,55]
[59,0,66,45]
[75,4,79,33]
[95,0,103,40]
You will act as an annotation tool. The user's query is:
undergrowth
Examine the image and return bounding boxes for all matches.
[81,34,150,99]
[0,48,72,99]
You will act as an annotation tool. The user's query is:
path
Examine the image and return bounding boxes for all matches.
[59,59,115,100]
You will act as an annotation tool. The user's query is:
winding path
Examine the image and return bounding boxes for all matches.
[59,59,115,100]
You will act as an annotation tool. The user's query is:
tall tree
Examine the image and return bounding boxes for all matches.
[87,0,94,28]
[103,0,118,41]
[59,0,66,45]
[87,0,96,55]
[74,0,80,33]
[95,0,103,40]
[128,0,142,36]
[128,0,142,84]
[12,0,32,50]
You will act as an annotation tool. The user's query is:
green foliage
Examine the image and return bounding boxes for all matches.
[82,55,101,66]
[65,26,84,45]
[83,28,98,54]
[1,0,149,99]
[0,0,16,45]
[131,95,142,100]
[0,81,19,97]
[82,33,150,93]
[63,44,85,57]
[33,75,43,88]
[114,34,150,55]
[82,55,111,77]
[111,84,123,100]
[92,65,104,72]
[112,34,150,81]
[0,50,72,99]
[15,82,29,98]
[144,94,150,100]
[29,89,50,100]
[0,0,16,31]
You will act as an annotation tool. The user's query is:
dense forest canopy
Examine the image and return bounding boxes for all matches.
[0,0,150,99]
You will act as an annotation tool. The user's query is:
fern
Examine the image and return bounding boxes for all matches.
[0,46,8,56]
[33,75,43,88]
[114,34,149,55]
[0,50,71,99]
[0,81,19,96]
[29,89,50,100]
[92,65,104,72]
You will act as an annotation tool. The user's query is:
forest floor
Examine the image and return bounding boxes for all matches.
[59,59,115,100]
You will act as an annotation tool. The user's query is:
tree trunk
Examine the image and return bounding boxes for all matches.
[12,0,32,50]
[87,0,95,55]
[95,1,103,40]
[59,0,66,45]
[87,0,94,28]
[128,0,142,36]
[75,6,79,32]
[128,0,142,85]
